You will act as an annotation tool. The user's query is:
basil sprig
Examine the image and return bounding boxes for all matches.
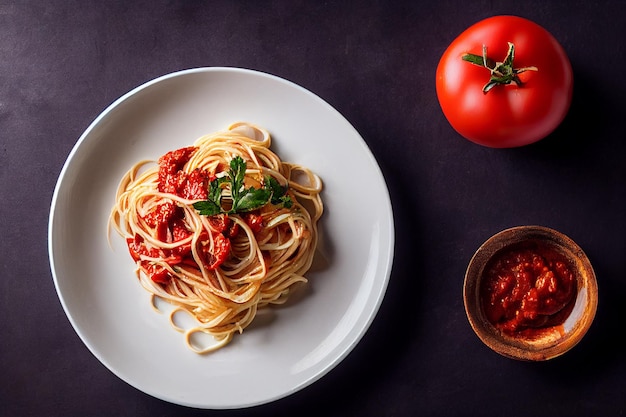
[193,156,292,216]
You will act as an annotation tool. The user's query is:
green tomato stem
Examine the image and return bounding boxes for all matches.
[462,42,538,93]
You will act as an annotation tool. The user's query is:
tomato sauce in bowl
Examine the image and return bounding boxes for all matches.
[481,245,576,338]
[463,226,598,361]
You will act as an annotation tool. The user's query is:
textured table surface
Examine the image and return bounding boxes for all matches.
[2,1,625,416]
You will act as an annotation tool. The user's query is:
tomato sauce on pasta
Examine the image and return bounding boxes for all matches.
[109,123,323,353]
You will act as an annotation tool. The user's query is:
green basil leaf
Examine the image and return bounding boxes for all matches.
[193,200,222,216]
[234,188,271,212]
[279,195,293,208]
[229,156,246,200]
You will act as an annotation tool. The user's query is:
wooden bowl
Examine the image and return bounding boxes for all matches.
[463,226,598,361]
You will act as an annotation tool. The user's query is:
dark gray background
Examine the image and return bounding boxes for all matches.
[2,1,625,416]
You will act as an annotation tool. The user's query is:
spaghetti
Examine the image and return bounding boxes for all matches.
[109,122,323,353]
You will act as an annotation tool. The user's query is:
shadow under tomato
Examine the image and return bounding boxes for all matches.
[521,70,615,159]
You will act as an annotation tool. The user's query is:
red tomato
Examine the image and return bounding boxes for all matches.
[171,219,193,257]
[243,212,263,233]
[157,146,197,194]
[436,15,573,148]
[199,233,231,270]
[126,235,173,283]
[180,168,211,200]
[144,263,171,284]
[206,214,229,233]
[143,202,178,241]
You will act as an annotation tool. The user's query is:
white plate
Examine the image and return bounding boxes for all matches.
[48,67,394,409]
